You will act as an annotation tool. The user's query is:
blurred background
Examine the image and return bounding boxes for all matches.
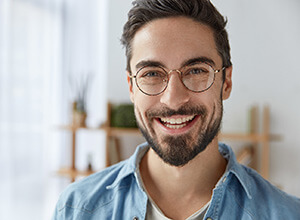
[0,0,299,219]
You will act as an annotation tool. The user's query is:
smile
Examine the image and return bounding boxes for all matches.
[159,115,195,129]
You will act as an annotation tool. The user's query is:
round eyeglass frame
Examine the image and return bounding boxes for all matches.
[129,63,225,96]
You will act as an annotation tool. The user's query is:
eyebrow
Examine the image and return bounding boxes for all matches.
[181,57,216,67]
[135,60,163,70]
[135,56,216,71]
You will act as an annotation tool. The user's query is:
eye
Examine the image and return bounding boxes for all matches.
[143,71,160,77]
[139,67,166,79]
[185,67,208,75]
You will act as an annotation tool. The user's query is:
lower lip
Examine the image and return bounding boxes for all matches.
[154,115,200,135]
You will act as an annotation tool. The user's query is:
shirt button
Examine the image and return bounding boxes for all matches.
[222,176,227,183]
[206,218,213,220]
[133,217,139,220]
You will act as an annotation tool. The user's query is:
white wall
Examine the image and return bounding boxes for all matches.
[61,0,110,171]
[106,0,133,103]
[213,0,300,197]
[105,0,300,197]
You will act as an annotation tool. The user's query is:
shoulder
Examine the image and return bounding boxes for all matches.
[218,143,300,218]
[52,143,150,219]
[53,160,134,217]
[239,165,300,218]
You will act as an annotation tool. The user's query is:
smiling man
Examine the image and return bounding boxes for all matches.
[53,1,300,219]
[127,16,229,171]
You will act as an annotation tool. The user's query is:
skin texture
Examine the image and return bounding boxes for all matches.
[127,17,232,219]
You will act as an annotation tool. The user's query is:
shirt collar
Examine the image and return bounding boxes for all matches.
[219,143,253,199]
[105,142,149,190]
[107,142,253,199]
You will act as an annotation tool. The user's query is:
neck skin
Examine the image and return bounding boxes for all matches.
[139,137,227,220]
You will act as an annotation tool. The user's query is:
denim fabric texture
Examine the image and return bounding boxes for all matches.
[52,143,300,220]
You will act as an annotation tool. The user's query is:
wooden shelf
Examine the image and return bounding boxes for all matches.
[219,133,281,142]
[58,125,101,131]
[56,124,141,182]
[56,104,279,182]
[56,125,99,182]
[57,168,94,181]
[58,125,140,136]
[100,126,140,136]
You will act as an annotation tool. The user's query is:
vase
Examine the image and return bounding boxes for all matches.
[72,110,87,127]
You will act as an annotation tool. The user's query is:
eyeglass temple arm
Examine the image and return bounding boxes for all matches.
[216,67,226,73]
[128,74,136,79]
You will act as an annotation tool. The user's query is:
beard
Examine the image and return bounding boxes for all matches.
[136,101,223,167]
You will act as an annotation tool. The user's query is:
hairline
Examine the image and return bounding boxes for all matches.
[126,15,228,75]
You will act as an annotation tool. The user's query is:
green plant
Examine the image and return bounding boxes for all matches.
[69,73,92,113]
[110,104,137,128]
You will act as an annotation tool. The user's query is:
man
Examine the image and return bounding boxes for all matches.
[53,0,300,219]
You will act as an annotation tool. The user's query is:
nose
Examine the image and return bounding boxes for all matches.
[160,70,190,110]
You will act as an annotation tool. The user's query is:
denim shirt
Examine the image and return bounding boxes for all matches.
[52,143,300,220]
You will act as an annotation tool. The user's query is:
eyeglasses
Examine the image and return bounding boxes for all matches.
[129,62,225,96]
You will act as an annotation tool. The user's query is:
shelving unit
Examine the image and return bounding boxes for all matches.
[56,125,100,182]
[56,105,280,182]
[56,101,142,182]
[220,106,280,179]
[100,102,142,167]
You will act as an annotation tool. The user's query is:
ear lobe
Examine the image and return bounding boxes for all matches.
[127,71,134,103]
[222,66,233,100]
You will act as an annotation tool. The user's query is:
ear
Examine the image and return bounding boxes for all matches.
[222,66,233,100]
[127,71,134,103]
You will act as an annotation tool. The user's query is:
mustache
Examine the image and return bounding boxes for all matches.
[146,104,207,119]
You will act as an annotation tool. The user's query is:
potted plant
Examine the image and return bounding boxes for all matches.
[69,73,92,127]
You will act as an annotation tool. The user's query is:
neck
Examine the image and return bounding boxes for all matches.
[139,138,227,219]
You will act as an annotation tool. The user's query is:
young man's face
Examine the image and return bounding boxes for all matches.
[128,17,232,166]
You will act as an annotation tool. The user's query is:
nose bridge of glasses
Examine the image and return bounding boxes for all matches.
[165,69,186,89]
[167,69,182,76]
[164,69,183,85]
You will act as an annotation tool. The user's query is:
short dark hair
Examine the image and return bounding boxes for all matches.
[121,0,232,74]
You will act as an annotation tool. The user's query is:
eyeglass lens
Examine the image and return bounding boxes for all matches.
[135,62,216,95]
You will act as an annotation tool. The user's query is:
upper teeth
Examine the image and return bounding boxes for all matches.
[160,116,194,124]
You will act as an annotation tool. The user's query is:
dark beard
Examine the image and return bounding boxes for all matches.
[137,103,223,167]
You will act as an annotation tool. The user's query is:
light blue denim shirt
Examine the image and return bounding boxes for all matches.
[52,143,300,220]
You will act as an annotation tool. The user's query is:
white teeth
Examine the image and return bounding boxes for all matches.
[160,116,195,125]
[165,124,186,129]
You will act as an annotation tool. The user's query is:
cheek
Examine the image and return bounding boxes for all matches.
[192,88,222,118]
[214,76,225,98]
[133,94,156,125]
[200,78,223,104]
[193,91,217,108]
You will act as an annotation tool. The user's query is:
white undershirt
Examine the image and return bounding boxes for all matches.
[146,196,210,220]
[135,147,227,220]
[136,167,212,220]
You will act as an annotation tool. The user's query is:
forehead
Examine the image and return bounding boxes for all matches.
[130,16,222,71]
